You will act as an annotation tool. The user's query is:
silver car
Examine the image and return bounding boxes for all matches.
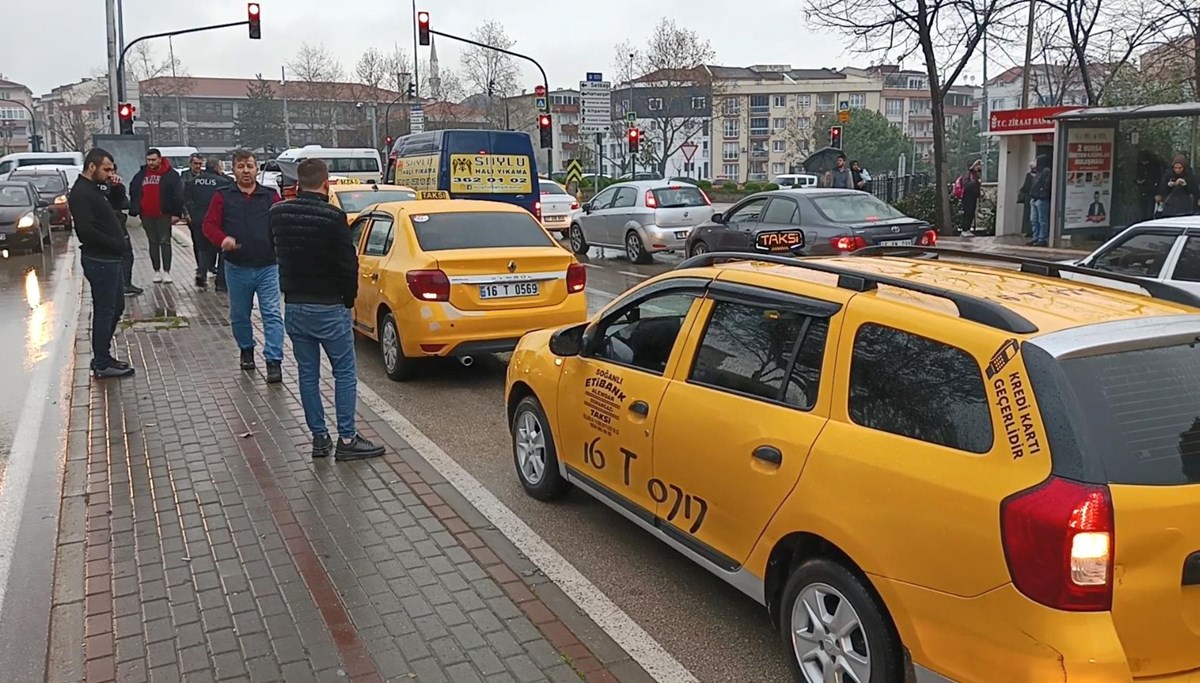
[569,180,715,263]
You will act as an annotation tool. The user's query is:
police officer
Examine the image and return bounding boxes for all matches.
[184,158,234,289]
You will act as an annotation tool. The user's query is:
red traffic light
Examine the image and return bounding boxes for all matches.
[538,114,551,128]
[628,128,639,140]
[247,2,259,14]
[247,3,261,38]
[118,104,132,119]
[417,11,431,46]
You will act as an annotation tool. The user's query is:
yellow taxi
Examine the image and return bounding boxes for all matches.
[351,195,588,380]
[326,180,417,223]
[504,246,1200,683]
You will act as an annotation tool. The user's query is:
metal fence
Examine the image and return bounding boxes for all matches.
[870,172,932,203]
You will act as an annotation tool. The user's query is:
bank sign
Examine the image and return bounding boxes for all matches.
[988,106,1075,134]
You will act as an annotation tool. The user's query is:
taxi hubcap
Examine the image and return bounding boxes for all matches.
[515,410,547,485]
[792,583,870,683]
[382,321,399,371]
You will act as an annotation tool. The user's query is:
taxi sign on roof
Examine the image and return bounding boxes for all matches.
[417,190,450,200]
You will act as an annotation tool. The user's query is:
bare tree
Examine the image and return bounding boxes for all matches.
[613,18,717,178]
[287,42,346,145]
[805,0,1018,233]
[1144,2,1200,97]
[127,43,193,144]
[43,81,107,152]
[459,21,521,128]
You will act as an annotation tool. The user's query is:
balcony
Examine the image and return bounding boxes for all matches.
[815,104,835,113]
[749,105,770,115]
[750,148,769,159]
[749,128,770,139]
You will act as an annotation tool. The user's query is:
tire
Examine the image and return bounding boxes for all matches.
[32,229,44,254]
[779,558,903,683]
[689,240,709,258]
[569,223,589,255]
[510,395,571,501]
[379,312,416,382]
[625,230,652,264]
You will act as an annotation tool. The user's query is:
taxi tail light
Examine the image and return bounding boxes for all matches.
[918,229,938,246]
[644,190,658,208]
[831,236,868,252]
[566,262,586,293]
[406,269,450,302]
[1000,477,1113,612]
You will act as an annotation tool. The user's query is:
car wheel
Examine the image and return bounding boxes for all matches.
[780,558,903,683]
[32,230,44,254]
[379,312,416,382]
[569,223,589,255]
[689,240,709,258]
[511,395,571,501]
[625,230,652,264]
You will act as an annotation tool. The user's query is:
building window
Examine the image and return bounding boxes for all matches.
[722,142,740,160]
[749,95,770,113]
[796,94,811,108]
[749,117,769,136]
[648,98,664,111]
[722,119,740,138]
[816,94,835,112]
[849,93,866,108]
[773,95,786,108]
[0,107,28,120]
[691,96,706,110]
[722,163,740,179]
[795,117,811,129]
[773,140,786,152]
[723,98,740,115]
[885,98,904,116]
[773,117,786,130]
[772,162,787,175]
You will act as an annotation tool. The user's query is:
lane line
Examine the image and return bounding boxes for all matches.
[0,255,81,618]
[356,383,699,683]
[618,271,650,279]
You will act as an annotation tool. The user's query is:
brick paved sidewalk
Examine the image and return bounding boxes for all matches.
[47,224,652,683]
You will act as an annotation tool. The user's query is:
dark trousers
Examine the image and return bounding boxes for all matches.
[142,216,173,272]
[189,221,217,280]
[82,257,125,370]
[960,195,979,232]
[119,215,135,287]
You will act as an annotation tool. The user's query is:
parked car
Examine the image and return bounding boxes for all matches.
[772,173,819,189]
[569,180,715,263]
[0,181,51,252]
[686,188,937,258]
[537,178,579,236]
[1059,216,1200,296]
[8,167,72,230]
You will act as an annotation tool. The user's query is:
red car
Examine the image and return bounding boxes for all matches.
[8,167,73,230]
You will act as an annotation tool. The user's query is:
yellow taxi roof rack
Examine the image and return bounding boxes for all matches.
[851,245,1200,309]
[675,251,1040,334]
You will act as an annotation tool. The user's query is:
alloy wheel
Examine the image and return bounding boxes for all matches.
[514,410,547,485]
[381,319,399,374]
[626,233,641,262]
[791,582,871,683]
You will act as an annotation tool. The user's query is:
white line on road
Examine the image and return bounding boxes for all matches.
[0,257,81,618]
[357,384,699,683]
[618,271,650,280]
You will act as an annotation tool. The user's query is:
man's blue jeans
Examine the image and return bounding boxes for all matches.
[82,257,125,370]
[284,303,357,439]
[1030,198,1050,244]
[224,262,284,362]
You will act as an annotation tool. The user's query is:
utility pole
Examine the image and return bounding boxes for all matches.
[981,31,991,182]
[411,0,420,100]
[1020,0,1037,108]
[280,66,291,148]
[106,0,120,134]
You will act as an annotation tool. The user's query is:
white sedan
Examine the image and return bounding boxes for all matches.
[537,178,579,236]
[1063,216,1200,296]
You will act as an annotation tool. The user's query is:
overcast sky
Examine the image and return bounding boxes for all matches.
[6,0,990,97]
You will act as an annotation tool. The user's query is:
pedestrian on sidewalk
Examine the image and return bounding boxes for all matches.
[958,159,983,237]
[202,149,285,384]
[270,158,385,460]
[99,164,143,297]
[1028,154,1052,247]
[129,148,185,283]
[184,157,233,289]
[69,148,134,379]
[1157,154,1200,218]
[829,155,853,189]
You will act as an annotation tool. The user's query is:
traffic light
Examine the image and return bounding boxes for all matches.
[627,127,640,154]
[385,136,394,150]
[538,114,552,149]
[829,125,843,149]
[417,11,430,46]
[407,82,416,99]
[247,3,261,39]
[118,103,134,135]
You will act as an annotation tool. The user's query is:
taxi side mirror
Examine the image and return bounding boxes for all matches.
[549,323,586,357]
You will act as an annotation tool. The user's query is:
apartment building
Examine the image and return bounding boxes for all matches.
[37,78,108,153]
[984,65,1091,112]
[505,89,584,175]
[0,76,36,154]
[600,71,713,180]
[859,67,979,163]
[1142,36,1199,94]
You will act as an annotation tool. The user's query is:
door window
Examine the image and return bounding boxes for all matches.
[350,217,372,249]
[1171,236,1200,283]
[363,218,395,256]
[726,198,768,224]
[611,186,638,209]
[848,323,993,453]
[590,291,699,375]
[590,188,617,210]
[690,300,829,409]
[1089,232,1178,278]
[761,198,800,225]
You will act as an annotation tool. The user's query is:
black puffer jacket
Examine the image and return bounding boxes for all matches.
[269,191,358,307]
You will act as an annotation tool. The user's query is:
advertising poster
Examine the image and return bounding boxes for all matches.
[1063,128,1114,230]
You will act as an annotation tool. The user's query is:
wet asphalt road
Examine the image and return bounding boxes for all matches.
[353,242,796,683]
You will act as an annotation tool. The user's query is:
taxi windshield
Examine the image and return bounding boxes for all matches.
[411,211,555,251]
[337,190,416,212]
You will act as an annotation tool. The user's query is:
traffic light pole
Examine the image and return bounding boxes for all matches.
[427,27,552,171]
[7,100,40,152]
[117,20,250,101]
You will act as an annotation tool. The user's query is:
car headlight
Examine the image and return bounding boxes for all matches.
[17,213,36,229]
[54,195,67,205]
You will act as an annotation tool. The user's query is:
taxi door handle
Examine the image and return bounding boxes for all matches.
[368,272,379,282]
[753,445,783,465]
[629,400,649,417]
[1183,551,1200,586]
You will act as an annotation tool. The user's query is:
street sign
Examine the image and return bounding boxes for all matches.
[838,100,850,112]
[838,110,850,123]
[586,72,603,82]
[680,142,698,162]
[410,102,425,134]
[534,85,546,96]
[535,97,547,111]
[626,111,636,122]
[564,159,583,186]
[579,78,612,135]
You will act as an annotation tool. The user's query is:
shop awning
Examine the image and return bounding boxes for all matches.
[1048,102,1200,122]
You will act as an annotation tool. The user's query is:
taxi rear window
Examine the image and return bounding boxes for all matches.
[337,190,416,212]
[411,211,555,251]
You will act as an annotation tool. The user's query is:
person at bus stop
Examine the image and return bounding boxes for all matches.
[202,149,285,384]
[185,158,233,289]
[830,155,853,189]
[1157,154,1200,218]
[270,158,385,461]
[958,159,983,237]
[1028,154,1052,247]
[129,148,185,283]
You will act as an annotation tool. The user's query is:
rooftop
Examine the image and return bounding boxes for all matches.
[139,76,401,101]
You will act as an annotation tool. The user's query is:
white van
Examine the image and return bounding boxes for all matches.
[773,173,819,189]
[154,146,200,171]
[274,146,382,183]
[0,151,84,180]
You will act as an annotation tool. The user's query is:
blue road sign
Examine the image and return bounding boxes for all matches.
[586,72,603,82]
[536,97,547,110]
[838,101,850,112]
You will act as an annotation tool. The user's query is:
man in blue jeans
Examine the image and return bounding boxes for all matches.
[269,158,384,460]
[202,149,285,383]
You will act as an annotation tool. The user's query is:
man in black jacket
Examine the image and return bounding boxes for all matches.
[184,158,233,288]
[98,164,142,297]
[69,148,134,379]
[270,158,383,461]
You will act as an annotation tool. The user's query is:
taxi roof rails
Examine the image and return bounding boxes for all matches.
[675,251,1039,334]
[851,245,1200,309]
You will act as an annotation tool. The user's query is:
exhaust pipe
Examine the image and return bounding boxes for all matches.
[458,355,474,367]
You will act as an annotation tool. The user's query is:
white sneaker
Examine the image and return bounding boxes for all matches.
[152,272,163,283]
[163,273,173,284]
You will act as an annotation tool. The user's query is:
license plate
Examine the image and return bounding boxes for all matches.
[755,230,804,252]
[674,231,689,239]
[881,238,915,246]
[479,282,540,299]
[544,215,567,223]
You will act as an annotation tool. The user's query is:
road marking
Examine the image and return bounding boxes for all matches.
[356,383,699,683]
[618,271,650,279]
[0,255,81,618]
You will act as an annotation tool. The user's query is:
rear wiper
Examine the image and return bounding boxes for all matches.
[660,203,693,208]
